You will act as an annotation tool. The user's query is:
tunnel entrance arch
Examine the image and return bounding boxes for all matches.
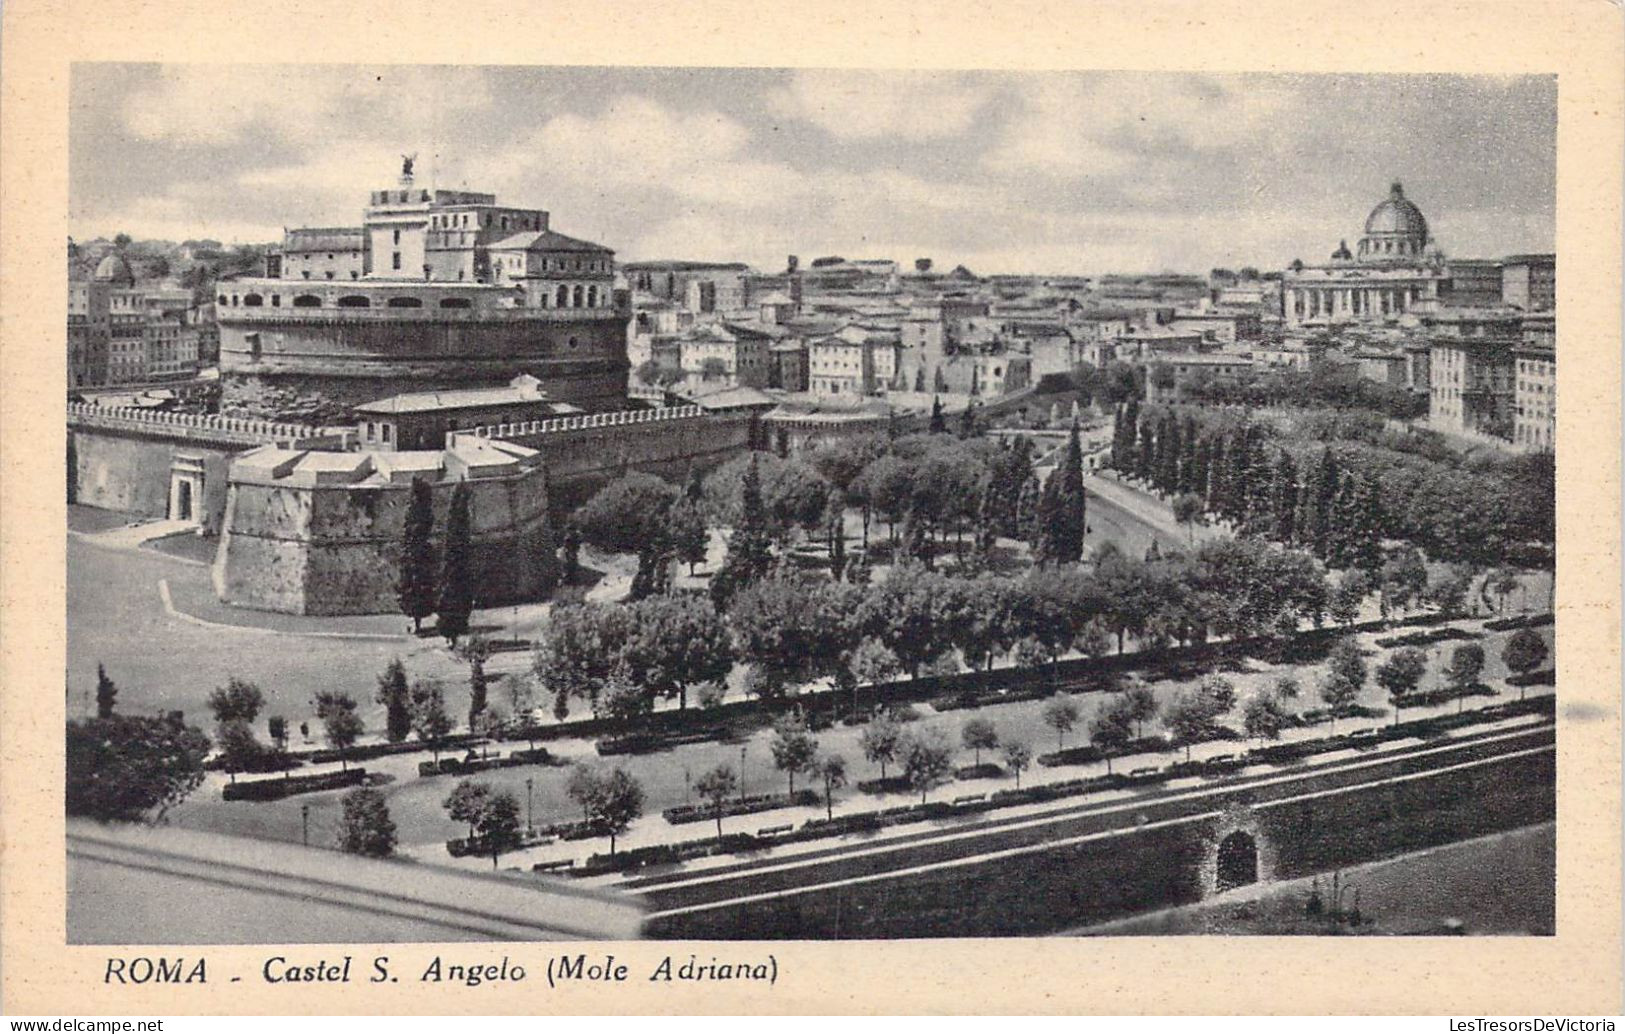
[1215,831,1259,891]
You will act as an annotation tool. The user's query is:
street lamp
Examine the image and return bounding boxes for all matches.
[301,803,310,848]
[525,777,534,834]
[739,744,748,805]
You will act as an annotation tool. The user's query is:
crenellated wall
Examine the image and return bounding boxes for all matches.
[67,403,335,531]
[451,405,757,509]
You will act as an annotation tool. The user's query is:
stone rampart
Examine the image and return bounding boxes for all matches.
[214,454,553,616]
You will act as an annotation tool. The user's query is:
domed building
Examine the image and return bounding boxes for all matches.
[92,250,137,287]
[1358,182,1430,261]
[1283,181,1447,326]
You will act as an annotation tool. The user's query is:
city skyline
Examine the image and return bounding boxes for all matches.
[71,65,1555,274]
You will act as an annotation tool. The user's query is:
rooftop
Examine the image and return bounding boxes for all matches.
[354,375,550,415]
[488,229,613,254]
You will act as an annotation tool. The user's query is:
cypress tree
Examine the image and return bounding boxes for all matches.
[929,396,947,434]
[1035,423,1087,565]
[94,663,117,719]
[1136,418,1156,481]
[1270,451,1299,544]
[436,481,474,646]
[1209,432,1231,518]
[1349,476,1386,574]
[375,658,412,743]
[531,467,561,595]
[1109,404,1125,470]
[1327,473,1362,569]
[1309,446,1340,557]
[712,453,774,608]
[397,477,438,633]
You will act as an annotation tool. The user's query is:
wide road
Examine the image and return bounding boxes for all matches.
[627,720,1554,923]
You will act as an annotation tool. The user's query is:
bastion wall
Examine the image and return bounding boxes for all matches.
[214,462,554,616]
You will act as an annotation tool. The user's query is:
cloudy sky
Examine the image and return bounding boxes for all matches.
[70,65,1555,274]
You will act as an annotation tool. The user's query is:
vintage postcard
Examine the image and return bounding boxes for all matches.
[2,0,1620,1017]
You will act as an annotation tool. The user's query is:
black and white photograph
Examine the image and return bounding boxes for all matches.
[61,62,1561,947]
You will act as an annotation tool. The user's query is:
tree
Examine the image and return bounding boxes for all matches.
[1034,424,1087,566]
[207,677,265,725]
[457,634,493,731]
[1172,492,1204,546]
[769,711,819,796]
[437,481,475,645]
[668,497,710,574]
[443,779,492,840]
[1444,642,1486,712]
[1001,740,1033,788]
[215,720,260,784]
[845,637,900,714]
[693,764,739,842]
[1243,691,1288,743]
[1087,697,1135,773]
[398,477,437,633]
[1123,684,1158,738]
[1329,570,1371,629]
[586,768,645,856]
[474,791,523,868]
[314,691,363,772]
[1196,675,1237,720]
[267,715,289,754]
[1502,627,1550,700]
[94,663,117,718]
[1163,690,1212,761]
[66,713,211,822]
[1319,640,1367,730]
[929,396,947,434]
[825,489,847,580]
[898,727,955,802]
[1380,546,1428,620]
[1375,647,1428,723]
[625,593,733,710]
[1041,693,1081,750]
[815,753,848,820]
[337,788,397,858]
[711,454,774,608]
[375,659,412,744]
[410,679,454,764]
[534,601,635,719]
[573,472,679,557]
[1275,675,1301,700]
[565,763,604,824]
[859,708,903,782]
[960,717,999,768]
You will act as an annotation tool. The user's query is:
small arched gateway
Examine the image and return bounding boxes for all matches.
[1215,830,1259,891]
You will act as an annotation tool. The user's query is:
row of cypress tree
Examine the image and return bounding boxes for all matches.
[1110,403,1387,573]
[397,478,476,644]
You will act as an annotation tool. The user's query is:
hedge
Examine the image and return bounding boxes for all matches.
[1482,612,1555,633]
[221,767,366,801]
[1375,626,1481,649]
[447,816,594,858]
[1506,668,1555,688]
[417,748,556,778]
[662,790,819,825]
[596,726,731,757]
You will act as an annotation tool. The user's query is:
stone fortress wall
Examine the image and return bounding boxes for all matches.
[213,449,555,616]
[448,404,756,509]
[68,403,338,532]
[68,399,761,614]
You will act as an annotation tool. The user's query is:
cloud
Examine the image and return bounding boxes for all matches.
[766,70,995,141]
[986,73,1299,180]
[120,65,495,148]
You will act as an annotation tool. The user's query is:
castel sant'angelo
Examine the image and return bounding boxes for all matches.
[216,158,630,424]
